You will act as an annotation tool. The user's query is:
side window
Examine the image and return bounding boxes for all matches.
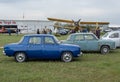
[74,35,84,41]
[29,37,41,44]
[110,33,119,38]
[45,37,55,44]
[85,34,95,40]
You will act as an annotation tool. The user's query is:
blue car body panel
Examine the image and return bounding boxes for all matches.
[3,34,81,60]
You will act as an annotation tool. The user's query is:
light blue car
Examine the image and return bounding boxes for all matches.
[62,33,116,54]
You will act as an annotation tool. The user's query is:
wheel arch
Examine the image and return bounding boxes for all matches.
[100,45,110,50]
[100,45,110,54]
[14,51,28,57]
[60,50,73,56]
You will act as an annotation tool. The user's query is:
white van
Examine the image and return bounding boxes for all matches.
[101,31,120,47]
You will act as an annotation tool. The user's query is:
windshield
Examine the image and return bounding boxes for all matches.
[67,35,73,41]
[18,36,24,43]
[53,36,59,43]
[102,33,109,37]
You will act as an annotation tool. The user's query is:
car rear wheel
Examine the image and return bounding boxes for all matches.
[61,52,73,62]
[15,52,27,62]
[100,46,109,54]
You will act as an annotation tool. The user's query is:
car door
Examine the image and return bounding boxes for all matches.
[43,36,60,59]
[109,32,120,47]
[84,34,99,51]
[27,36,43,58]
[73,34,86,51]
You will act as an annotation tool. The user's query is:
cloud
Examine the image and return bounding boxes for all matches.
[0,0,120,25]
[0,0,26,3]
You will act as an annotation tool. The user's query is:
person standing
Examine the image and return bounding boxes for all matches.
[95,27,100,39]
[42,29,47,34]
[37,29,40,34]
[8,28,11,36]
[16,28,19,35]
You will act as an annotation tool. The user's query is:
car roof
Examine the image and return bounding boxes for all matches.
[24,34,54,37]
[107,31,120,34]
[70,32,94,35]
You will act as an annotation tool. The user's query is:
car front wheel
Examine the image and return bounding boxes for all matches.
[100,46,109,54]
[15,52,27,62]
[61,52,73,62]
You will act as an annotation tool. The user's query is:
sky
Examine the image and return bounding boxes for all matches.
[0,0,120,26]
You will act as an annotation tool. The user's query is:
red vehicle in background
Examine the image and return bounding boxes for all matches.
[0,26,17,33]
[0,27,7,33]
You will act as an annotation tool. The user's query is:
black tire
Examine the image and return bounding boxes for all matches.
[15,52,27,62]
[100,46,109,54]
[61,52,73,62]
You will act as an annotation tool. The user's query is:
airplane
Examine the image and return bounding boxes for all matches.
[47,17,110,33]
[47,17,81,32]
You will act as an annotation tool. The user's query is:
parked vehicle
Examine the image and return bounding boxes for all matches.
[58,29,68,35]
[62,33,116,54]
[102,31,120,47]
[3,34,82,62]
[0,27,16,33]
[104,29,113,32]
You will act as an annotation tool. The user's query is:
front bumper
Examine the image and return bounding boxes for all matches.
[3,50,6,56]
[111,46,116,50]
[78,52,83,56]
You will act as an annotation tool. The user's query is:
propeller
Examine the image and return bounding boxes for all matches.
[73,19,81,27]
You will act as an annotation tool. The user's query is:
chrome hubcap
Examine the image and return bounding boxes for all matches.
[103,48,108,52]
[16,53,25,62]
[63,53,72,62]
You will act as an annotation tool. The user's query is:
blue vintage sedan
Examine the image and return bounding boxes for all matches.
[62,33,116,54]
[3,34,82,62]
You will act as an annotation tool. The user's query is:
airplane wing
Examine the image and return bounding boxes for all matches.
[47,18,74,23]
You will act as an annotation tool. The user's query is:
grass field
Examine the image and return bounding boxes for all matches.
[0,34,120,82]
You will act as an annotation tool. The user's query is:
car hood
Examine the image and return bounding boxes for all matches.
[101,36,109,39]
[4,43,19,48]
[99,39,114,43]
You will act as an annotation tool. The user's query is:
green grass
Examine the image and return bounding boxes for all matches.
[0,34,120,82]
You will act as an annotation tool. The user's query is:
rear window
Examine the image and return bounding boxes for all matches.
[84,34,95,40]
[29,37,41,44]
[74,34,84,41]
